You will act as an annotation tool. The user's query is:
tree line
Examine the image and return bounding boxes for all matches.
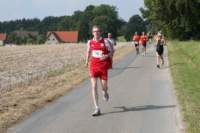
[0,4,146,44]
[140,0,200,40]
[1,1,199,43]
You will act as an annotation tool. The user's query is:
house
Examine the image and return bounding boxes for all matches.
[45,31,79,44]
[0,33,7,46]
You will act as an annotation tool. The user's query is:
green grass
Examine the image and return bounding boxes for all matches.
[168,40,200,133]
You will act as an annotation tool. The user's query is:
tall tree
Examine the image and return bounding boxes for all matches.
[141,0,200,39]
[0,4,125,44]
[124,15,146,41]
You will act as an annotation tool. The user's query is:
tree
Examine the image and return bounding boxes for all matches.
[124,15,146,41]
[141,0,200,40]
[90,4,119,38]
[7,34,17,44]
[26,38,34,44]
[36,34,46,44]
[0,4,126,43]
[117,19,127,37]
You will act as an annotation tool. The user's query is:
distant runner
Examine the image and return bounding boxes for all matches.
[133,32,140,55]
[106,32,116,69]
[140,32,148,56]
[86,25,113,116]
[155,32,166,68]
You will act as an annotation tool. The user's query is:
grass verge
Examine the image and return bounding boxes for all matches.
[168,40,200,133]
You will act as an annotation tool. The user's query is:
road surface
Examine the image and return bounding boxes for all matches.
[7,45,182,133]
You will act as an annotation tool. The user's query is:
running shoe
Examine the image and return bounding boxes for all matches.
[92,108,101,116]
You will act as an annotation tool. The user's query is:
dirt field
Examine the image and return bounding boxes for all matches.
[0,43,86,91]
[0,43,129,92]
[0,42,133,133]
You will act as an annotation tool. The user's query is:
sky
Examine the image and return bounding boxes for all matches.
[0,0,144,22]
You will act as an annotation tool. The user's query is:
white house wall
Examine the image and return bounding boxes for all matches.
[0,40,3,46]
[45,34,60,44]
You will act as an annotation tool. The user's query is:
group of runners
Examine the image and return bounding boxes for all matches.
[133,31,166,68]
[133,32,149,56]
[86,25,166,116]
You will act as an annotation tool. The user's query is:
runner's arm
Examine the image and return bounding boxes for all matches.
[104,39,114,57]
[86,40,91,66]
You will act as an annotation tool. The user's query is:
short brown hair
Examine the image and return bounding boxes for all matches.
[92,25,101,31]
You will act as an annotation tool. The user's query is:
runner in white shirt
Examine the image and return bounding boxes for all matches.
[106,33,116,69]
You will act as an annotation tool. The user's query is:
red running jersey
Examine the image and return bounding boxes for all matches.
[89,38,110,70]
[133,35,140,42]
[140,35,148,45]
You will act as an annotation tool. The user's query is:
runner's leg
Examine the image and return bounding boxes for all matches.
[160,54,164,65]
[156,52,160,68]
[136,45,139,55]
[100,79,109,101]
[144,45,146,55]
[90,78,99,109]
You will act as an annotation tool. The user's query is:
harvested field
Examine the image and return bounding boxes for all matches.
[0,43,128,92]
[0,44,86,91]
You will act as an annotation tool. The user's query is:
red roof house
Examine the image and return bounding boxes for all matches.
[0,33,6,41]
[46,31,79,44]
[0,33,7,45]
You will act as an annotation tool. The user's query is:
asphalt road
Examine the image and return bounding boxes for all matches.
[7,45,182,133]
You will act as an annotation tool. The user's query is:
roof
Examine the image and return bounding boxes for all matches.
[0,33,6,41]
[47,31,79,43]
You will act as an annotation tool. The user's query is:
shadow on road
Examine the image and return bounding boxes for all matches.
[102,105,176,115]
[161,62,185,69]
[112,66,142,70]
[142,54,168,58]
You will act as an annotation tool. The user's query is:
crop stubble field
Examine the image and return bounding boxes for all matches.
[0,44,86,91]
[0,43,129,91]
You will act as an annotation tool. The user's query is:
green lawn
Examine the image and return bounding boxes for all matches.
[168,41,200,133]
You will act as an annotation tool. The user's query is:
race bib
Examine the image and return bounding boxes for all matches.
[92,50,103,58]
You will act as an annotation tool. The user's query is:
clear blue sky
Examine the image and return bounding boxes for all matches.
[0,0,144,22]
